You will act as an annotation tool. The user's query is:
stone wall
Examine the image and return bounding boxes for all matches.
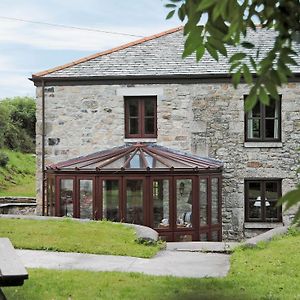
[0,197,36,215]
[36,82,300,240]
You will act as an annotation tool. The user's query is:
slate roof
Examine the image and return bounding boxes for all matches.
[33,27,300,79]
[46,143,223,172]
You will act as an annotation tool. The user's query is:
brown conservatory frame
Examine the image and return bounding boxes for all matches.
[45,144,223,242]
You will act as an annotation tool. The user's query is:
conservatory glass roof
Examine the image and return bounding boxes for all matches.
[46,143,223,172]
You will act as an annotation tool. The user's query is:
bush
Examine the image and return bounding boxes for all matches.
[0,152,9,167]
[0,97,36,153]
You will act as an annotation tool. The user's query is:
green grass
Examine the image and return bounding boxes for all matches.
[0,218,161,258]
[3,230,300,300]
[0,149,35,197]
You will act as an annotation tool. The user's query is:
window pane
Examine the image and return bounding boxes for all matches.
[211,178,219,224]
[211,231,219,241]
[129,152,141,168]
[252,102,261,117]
[265,119,275,138]
[144,153,154,168]
[200,233,208,241]
[248,182,261,199]
[153,179,169,228]
[265,101,276,117]
[60,179,73,217]
[126,180,143,224]
[144,117,154,134]
[129,118,139,134]
[80,180,93,219]
[49,179,55,216]
[144,100,155,116]
[266,182,278,199]
[103,180,119,221]
[176,179,193,228]
[252,119,261,138]
[178,234,193,242]
[249,200,262,219]
[266,200,279,219]
[199,179,208,225]
[128,100,138,116]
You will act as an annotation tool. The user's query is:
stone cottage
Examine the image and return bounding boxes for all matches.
[31,27,300,241]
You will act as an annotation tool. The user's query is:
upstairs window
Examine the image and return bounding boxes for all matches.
[245,97,281,142]
[125,96,157,138]
[245,179,282,222]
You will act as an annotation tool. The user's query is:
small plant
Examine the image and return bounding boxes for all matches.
[0,152,9,167]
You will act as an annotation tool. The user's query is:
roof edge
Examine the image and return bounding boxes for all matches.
[32,26,183,78]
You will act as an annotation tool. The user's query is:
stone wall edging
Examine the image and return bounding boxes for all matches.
[0,214,158,242]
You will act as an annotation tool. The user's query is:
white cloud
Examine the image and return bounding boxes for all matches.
[0,73,34,99]
[0,19,176,51]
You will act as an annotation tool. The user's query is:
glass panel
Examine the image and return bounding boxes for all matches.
[126,179,143,224]
[128,100,138,116]
[252,102,261,117]
[248,182,261,219]
[266,200,279,219]
[211,231,219,241]
[248,182,261,199]
[103,180,119,221]
[176,179,193,228]
[265,101,276,117]
[50,179,55,216]
[199,179,208,225]
[144,100,155,116]
[144,153,154,168]
[265,182,278,200]
[129,152,141,168]
[129,118,139,134]
[249,200,262,219]
[178,234,193,242]
[200,233,208,241]
[265,119,275,138]
[60,179,74,217]
[144,117,154,134]
[252,119,261,138]
[211,178,219,224]
[153,179,169,229]
[79,180,93,219]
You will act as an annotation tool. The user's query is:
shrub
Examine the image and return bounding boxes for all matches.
[0,152,9,167]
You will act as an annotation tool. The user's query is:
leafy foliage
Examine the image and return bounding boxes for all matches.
[0,152,9,167]
[164,0,300,223]
[278,184,300,226]
[164,0,300,110]
[0,97,36,153]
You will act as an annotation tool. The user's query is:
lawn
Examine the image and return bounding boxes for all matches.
[0,149,35,197]
[0,218,161,258]
[3,229,300,300]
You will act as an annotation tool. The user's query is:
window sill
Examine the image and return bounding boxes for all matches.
[244,222,283,229]
[244,142,283,148]
[124,138,157,143]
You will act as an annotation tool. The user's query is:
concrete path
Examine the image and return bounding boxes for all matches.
[16,249,230,278]
[166,241,239,253]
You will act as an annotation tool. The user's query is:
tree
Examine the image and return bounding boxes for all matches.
[164,0,300,225]
[0,97,36,153]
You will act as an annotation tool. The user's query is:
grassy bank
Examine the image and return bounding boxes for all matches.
[0,149,35,197]
[0,218,161,258]
[4,230,300,299]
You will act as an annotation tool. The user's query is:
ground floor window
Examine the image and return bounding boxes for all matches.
[245,179,282,222]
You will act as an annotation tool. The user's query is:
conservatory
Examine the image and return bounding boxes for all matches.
[46,143,223,242]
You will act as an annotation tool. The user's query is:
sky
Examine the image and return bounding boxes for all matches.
[0,0,180,99]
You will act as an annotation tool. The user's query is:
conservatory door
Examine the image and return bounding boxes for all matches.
[124,178,145,225]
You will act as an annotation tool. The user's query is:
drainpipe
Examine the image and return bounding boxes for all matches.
[41,79,45,216]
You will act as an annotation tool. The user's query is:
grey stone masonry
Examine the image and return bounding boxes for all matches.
[35,81,300,241]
